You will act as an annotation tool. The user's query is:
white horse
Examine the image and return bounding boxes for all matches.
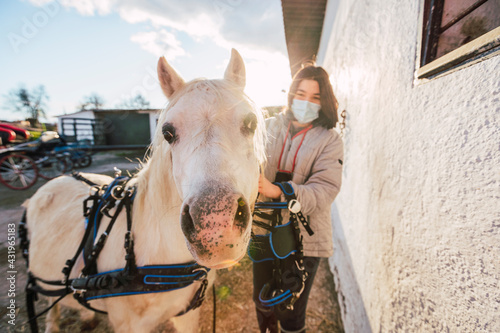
[25,49,265,332]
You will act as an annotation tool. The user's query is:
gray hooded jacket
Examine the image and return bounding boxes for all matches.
[260,113,343,257]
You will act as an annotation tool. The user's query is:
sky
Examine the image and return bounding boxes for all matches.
[0,0,292,122]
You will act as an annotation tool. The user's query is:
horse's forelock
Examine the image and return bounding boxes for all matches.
[198,79,267,165]
[151,78,267,163]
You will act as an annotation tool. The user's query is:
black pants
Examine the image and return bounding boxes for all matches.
[252,256,321,333]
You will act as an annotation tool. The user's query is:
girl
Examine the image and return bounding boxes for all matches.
[254,65,343,333]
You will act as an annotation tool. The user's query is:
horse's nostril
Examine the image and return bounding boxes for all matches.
[234,197,250,230]
[181,204,196,243]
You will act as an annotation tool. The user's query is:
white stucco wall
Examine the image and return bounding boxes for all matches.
[319,0,500,332]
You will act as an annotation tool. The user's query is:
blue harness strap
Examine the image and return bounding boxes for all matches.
[72,262,209,302]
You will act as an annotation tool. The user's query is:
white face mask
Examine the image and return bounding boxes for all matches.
[291,99,321,124]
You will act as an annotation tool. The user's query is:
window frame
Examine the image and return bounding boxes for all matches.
[416,0,500,80]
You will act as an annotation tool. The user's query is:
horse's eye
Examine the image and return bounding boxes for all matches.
[162,122,177,144]
[164,131,174,143]
[242,113,257,135]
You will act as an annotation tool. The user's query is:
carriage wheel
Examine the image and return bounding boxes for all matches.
[37,155,67,180]
[63,155,74,171]
[77,154,92,168]
[0,154,39,190]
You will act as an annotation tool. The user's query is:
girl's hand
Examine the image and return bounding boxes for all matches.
[258,174,282,199]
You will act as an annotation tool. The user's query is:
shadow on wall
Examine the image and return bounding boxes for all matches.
[329,202,372,333]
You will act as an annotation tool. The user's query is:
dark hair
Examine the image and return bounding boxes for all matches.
[286,65,339,129]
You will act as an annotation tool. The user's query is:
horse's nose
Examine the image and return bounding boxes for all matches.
[234,196,250,230]
[180,203,196,244]
[180,193,251,243]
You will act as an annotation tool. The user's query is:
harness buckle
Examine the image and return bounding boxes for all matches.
[101,198,120,217]
[124,231,133,250]
[295,260,305,272]
[285,279,306,311]
[71,285,87,295]
[288,199,301,214]
[114,167,122,178]
[111,185,125,200]
[193,278,209,309]
[192,266,209,279]
[125,186,136,198]
[89,185,100,196]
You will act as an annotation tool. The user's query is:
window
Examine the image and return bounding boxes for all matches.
[418,0,500,78]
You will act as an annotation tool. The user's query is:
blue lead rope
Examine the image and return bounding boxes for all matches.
[254,202,288,210]
[259,288,292,307]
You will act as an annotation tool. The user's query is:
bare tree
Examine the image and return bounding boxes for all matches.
[3,84,49,125]
[116,93,151,109]
[79,93,105,110]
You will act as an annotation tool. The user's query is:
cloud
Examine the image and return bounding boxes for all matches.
[130,30,187,60]
[29,0,115,16]
[219,1,286,54]
[118,1,221,39]
[28,0,288,58]
[26,0,292,106]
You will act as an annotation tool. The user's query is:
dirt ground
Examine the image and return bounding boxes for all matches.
[0,151,344,332]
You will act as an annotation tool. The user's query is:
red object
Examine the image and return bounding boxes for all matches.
[277,123,313,174]
[0,127,16,143]
[0,123,30,140]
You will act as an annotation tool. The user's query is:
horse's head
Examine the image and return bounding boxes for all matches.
[154,49,265,269]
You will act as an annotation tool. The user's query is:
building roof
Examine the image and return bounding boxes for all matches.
[281,0,327,77]
[56,108,160,117]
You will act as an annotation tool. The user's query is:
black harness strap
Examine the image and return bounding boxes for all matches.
[81,175,130,276]
[19,210,29,264]
[71,171,98,187]
[58,172,114,285]
[82,195,127,276]
[72,263,208,299]
[20,223,70,332]
[22,245,99,329]
[175,277,209,316]
[25,282,39,333]
[278,182,314,237]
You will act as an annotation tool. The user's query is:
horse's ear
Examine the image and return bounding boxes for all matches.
[224,48,246,90]
[157,56,185,99]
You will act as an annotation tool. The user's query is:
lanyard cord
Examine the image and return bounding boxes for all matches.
[277,123,313,174]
